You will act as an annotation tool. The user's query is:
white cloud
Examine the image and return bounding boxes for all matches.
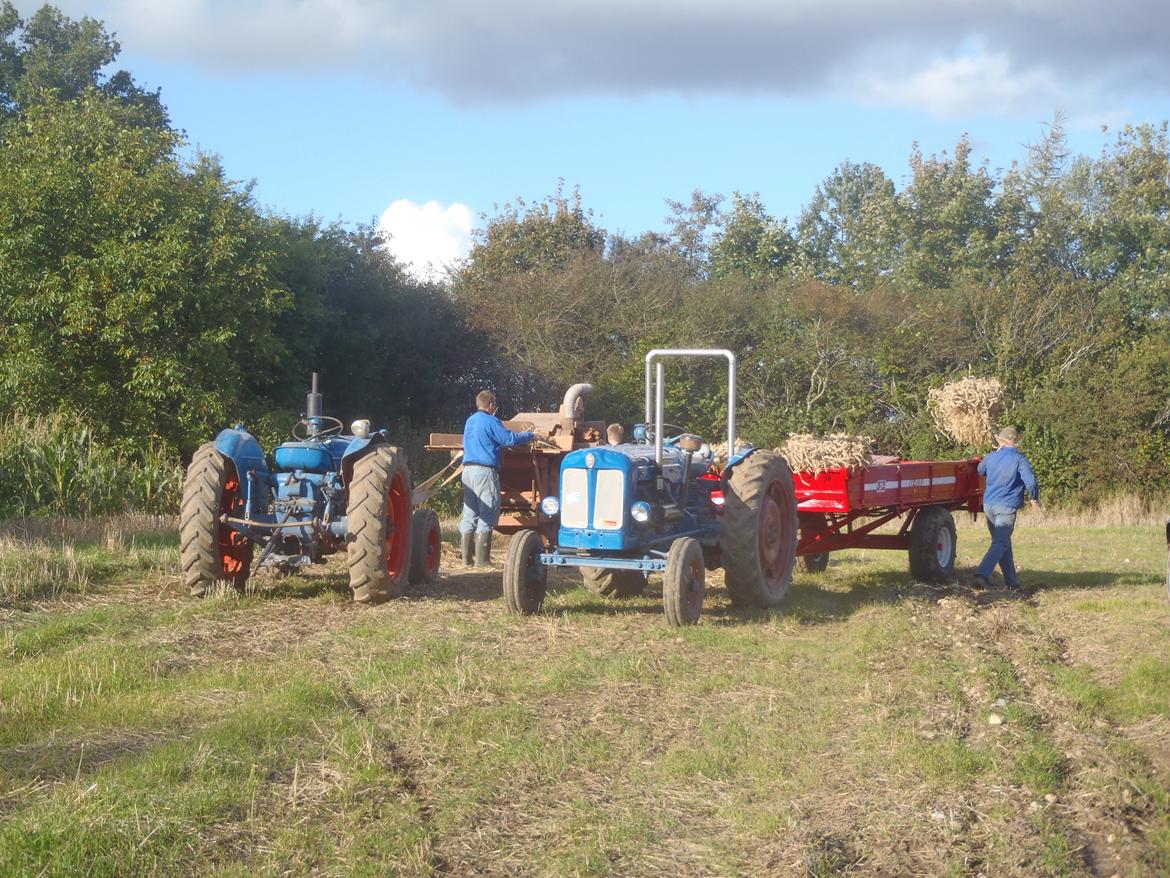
[378,200,473,283]
[858,51,1063,117]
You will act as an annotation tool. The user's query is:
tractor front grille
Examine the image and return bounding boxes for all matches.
[561,469,589,528]
[559,467,625,530]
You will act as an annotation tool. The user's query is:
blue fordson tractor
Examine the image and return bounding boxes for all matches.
[502,349,800,626]
[179,374,441,602]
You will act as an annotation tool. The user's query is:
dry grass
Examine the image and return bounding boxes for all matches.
[928,376,1005,447]
[778,433,873,474]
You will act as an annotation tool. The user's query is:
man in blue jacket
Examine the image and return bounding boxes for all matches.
[460,390,536,568]
[975,426,1040,590]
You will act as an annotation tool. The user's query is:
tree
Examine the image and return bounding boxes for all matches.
[0,94,287,452]
[709,192,798,283]
[0,2,166,127]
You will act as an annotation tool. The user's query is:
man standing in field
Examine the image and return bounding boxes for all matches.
[460,391,536,568]
[975,426,1040,590]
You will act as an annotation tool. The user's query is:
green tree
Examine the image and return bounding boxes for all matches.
[0,93,288,452]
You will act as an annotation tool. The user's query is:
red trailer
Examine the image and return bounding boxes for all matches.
[792,456,983,582]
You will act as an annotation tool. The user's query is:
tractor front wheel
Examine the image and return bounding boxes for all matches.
[347,446,412,603]
[720,451,798,608]
[409,508,442,587]
[663,538,705,626]
[503,530,547,615]
[580,566,647,598]
[180,443,253,597]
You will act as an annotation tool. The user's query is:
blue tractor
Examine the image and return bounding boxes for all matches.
[503,349,800,625]
[179,374,441,602]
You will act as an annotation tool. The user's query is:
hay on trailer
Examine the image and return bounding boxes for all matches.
[927,376,1005,447]
[710,438,750,466]
[778,433,874,475]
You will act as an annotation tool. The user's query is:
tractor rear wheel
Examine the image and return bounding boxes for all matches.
[409,508,442,586]
[503,529,547,615]
[908,505,957,583]
[180,443,253,596]
[720,451,798,608]
[663,538,705,626]
[580,566,647,598]
[347,446,412,603]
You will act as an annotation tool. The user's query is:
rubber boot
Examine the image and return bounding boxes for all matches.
[475,531,493,568]
[460,532,474,568]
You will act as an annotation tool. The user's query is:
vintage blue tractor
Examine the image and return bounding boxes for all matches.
[179,374,441,602]
[502,349,800,626]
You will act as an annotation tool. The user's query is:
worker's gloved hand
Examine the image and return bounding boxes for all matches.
[1033,499,1044,512]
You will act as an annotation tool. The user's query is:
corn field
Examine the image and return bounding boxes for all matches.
[0,414,184,517]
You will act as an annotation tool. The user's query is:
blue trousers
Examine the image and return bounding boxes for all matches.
[459,465,500,535]
[978,504,1019,586]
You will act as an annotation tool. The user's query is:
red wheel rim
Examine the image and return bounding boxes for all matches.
[758,479,793,588]
[425,524,440,576]
[386,472,409,577]
[219,473,250,577]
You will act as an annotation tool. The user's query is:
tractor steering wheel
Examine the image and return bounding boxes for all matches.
[292,416,345,440]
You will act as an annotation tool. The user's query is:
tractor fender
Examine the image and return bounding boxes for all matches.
[341,431,390,487]
[213,427,270,483]
[722,444,759,481]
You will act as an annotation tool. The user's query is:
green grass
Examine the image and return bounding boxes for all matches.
[0,517,1168,875]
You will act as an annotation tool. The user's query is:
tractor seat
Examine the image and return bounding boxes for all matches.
[274,441,337,473]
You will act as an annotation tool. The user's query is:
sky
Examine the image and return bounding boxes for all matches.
[16,1,1170,280]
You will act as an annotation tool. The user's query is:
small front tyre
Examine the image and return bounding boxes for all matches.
[409,507,442,586]
[504,530,547,615]
[663,538,705,626]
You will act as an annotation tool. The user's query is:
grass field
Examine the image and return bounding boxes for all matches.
[1,512,1168,877]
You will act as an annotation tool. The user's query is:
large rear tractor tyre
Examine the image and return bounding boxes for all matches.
[580,566,647,598]
[663,538,705,626]
[180,443,253,597]
[503,529,547,615]
[347,446,412,604]
[409,508,442,586]
[720,451,798,608]
[908,505,957,584]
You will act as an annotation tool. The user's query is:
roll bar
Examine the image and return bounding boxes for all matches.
[644,349,736,466]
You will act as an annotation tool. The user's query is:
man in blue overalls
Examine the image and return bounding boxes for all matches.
[460,391,536,568]
[975,426,1041,590]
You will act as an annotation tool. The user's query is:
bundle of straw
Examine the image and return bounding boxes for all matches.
[778,433,873,474]
[710,438,750,466]
[926,376,1005,447]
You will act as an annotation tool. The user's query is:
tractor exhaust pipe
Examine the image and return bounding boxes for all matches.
[306,372,323,421]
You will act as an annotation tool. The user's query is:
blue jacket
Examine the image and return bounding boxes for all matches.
[462,410,535,468]
[978,446,1039,509]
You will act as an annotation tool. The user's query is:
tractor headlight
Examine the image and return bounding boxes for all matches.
[350,419,370,438]
[630,501,651,523]
[541,496,560,516]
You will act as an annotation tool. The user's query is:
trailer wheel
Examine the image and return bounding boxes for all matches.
[504,529,547,615]
[347,446,412,603]
[720,451,798,608]
[797,553,830,573]
[180,443,253,597]
[663,538,705,626]
[409,507,441,586]
[908,505,957,583]
[580,566,647,597]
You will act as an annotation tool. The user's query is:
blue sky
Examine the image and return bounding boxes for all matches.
[18,1,1170,279]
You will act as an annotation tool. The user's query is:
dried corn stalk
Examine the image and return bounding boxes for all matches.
[710,438,750,466]
[927,377,1005,447]
[778,433,873,474]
